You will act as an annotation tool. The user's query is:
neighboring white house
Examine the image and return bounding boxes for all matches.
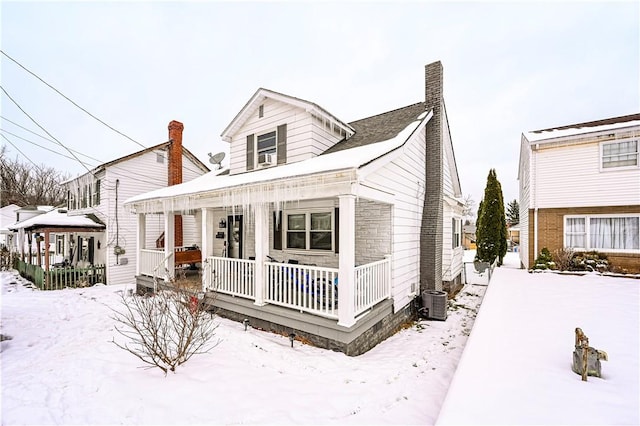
[125,61,464,355]
[0,203,21,249]
[518,113,640,273]
[63,121,210,285]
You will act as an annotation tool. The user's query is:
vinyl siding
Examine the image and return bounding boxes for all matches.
[518,137,531,269]
[228,98,342,174]
[67,150,206,285]
[534,142,640,208]
[364,128,426,312]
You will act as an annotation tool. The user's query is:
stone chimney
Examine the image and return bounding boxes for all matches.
[168,120,183,247]
[420,61,444,292]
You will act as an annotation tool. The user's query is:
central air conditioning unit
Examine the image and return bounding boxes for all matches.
[421,290,448,320]
[258,153,274,166]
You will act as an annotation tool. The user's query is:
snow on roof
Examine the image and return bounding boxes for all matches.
[8,208,105,231]
[524,119,640,143]
[125,112,428,207]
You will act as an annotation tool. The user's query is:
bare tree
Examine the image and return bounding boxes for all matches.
[0,146,69,207]
[111,279,219,374]
[462,194,476,223]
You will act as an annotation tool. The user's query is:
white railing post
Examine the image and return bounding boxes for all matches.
[163,212,175,282]
[201,208,214,291]
[253,203,268,306]
[384,254,392,299]
[136,213,146,277]
[338,194,356,327]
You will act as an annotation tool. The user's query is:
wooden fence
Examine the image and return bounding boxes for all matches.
[13,259,106,290]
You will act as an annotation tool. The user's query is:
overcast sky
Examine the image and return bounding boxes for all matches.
[1,1,638,210]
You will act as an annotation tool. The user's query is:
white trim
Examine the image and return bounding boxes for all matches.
[599,137,639,172]
[563,213,640,253]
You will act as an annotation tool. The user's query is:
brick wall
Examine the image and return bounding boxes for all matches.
[530,205,640,273]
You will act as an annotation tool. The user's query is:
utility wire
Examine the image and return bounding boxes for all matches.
[0,133,42,170]
[1,49,146,150]
[0,84,95,176]
[1,50,210,179]
[1,114,55,142]
[0,128,101,164]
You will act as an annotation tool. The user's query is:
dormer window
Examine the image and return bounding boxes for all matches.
[257,131,276,166]
[246,124,287,171]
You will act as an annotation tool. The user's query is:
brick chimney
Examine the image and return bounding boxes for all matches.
[420,61,444,292]
[168,120,183,247]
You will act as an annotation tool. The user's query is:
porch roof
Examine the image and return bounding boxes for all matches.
[8,208,105,232]
[125,108,431,213]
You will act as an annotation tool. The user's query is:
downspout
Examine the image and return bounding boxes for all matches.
[532,143,538,264]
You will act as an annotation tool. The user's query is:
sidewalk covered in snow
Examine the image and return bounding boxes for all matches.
[437,253,639,425]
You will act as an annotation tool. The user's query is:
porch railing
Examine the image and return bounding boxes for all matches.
[207,257,255,299]
[139,249,166,277]
[203,256,391,322]
[354,258,392,316]
[265,261,339,318]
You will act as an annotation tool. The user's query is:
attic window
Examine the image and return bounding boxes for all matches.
[259,105,264,118]
[156,153,164,163]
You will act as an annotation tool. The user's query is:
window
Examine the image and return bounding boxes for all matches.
[452,218,461,249]
[56,235,65,255]
[256,130,277,163]
[258,104,264,118]
[285,211,333,251]
[93,180,101,205]
[601,140,638,169]
[565,215,639,251]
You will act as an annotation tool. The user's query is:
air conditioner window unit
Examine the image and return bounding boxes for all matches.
[258,153,274,166]
[421,290,448,320]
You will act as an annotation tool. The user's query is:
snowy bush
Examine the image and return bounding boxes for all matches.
[111,279,219,374]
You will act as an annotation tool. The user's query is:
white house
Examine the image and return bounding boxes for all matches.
[0,203,21,249]
[63,121,210,285]
[125,61,465,355]
[518,113,640,273]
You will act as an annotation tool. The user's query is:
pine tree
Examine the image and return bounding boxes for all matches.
[475,169,508,266]
[506,199,519,226]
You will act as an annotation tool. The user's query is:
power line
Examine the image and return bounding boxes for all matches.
[0,84,96,176]
[1,50,210,179]
[0,114,54,142]
[0,128,101,164]
[0,133,42,170]
[1,49,147,150]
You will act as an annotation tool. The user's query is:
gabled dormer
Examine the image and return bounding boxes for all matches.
[221,88,354,175]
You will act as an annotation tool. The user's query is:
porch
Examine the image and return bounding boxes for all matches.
[138,250,392,323]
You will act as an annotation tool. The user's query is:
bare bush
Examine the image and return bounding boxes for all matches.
[111,279,218,374]
[552,248,574,271]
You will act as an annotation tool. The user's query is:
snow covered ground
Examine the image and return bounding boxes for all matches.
[438,254,639,425]
[2,252,637,425]
[1,260,485,425]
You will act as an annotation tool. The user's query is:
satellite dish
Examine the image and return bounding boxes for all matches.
[208,152,226,169]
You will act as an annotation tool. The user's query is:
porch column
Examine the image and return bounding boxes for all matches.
[201,208,214,291]
[164,212,175,282]
[136,213,146,277]
[253,203,268,306]
[338,194,356,327]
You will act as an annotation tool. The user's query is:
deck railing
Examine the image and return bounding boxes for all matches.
[207,257,255,299]
[354,258,392,316]
[139,249,166,277]
[265,261,339,318]
[203,256,391,321]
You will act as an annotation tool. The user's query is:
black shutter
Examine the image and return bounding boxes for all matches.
[334,207,339,254]
[273,211,282,250]
[277,124,287,165]
[88,237,95,265]
[246,134,255,170]
[77,236,83,262]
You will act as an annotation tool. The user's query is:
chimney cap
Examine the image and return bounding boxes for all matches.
[168,120,184,131]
